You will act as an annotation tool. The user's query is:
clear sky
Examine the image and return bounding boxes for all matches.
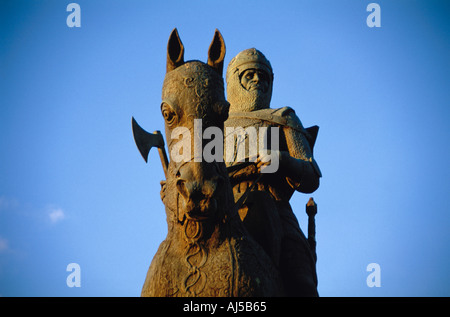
[1,0,449,297]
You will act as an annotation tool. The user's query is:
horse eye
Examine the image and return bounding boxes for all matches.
[163,109,174,122]
[161,103,177,126]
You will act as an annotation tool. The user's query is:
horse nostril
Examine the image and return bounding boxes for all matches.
[176,179,189,198]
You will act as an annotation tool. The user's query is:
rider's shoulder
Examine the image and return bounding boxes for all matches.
[272,106,304,128]
[273,106,301,120]
[273,106,296,116]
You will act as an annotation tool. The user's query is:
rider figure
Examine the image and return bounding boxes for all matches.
[224,48,321,296]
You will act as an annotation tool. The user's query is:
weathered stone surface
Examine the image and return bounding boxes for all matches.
[224,48,321,296]
[140,29,284,297]
[134,30,322,297]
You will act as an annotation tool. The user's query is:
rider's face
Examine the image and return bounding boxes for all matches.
[240,69,270,93]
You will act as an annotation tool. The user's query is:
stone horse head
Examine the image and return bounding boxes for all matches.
[141,29,284,297]
[160,28,231,226]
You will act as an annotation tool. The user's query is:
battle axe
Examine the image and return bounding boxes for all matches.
[132,117,169,178]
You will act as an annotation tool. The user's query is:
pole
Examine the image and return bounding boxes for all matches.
[306,197,317,263]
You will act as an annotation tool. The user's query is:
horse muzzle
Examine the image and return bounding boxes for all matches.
[176,178,221,221]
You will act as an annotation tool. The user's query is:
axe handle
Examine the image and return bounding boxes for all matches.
[157,146,169,178]
[149,130,169,179]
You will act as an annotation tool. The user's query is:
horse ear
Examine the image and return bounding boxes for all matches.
[207,29,226,76]
[167,28,185,73]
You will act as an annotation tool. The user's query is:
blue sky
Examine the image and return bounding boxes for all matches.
[0,0,449,297]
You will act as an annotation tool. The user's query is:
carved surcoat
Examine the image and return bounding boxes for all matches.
[224,106,321,203]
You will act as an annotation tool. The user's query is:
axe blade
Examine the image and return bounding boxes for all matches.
[131,117,164,163]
